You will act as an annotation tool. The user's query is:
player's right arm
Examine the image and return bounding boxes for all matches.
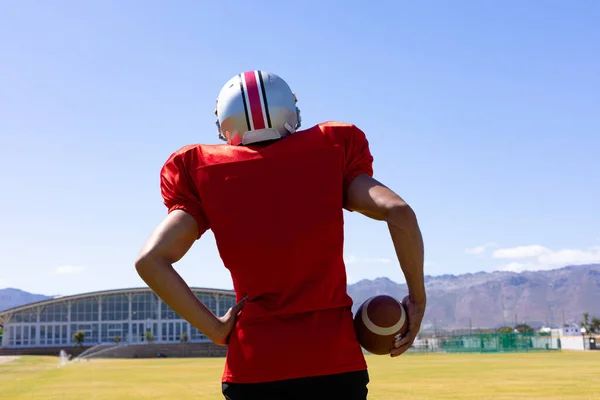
[345,174,426,357]
[334,123,426,357]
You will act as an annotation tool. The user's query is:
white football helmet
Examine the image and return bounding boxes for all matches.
[215,70,301,145]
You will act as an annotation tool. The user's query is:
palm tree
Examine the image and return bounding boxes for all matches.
[73,331,85,347]
[145,330,155,343]
[181,331,189,357]
[580,312,600,337]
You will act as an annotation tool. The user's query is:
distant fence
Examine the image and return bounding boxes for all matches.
[407,333,560,354]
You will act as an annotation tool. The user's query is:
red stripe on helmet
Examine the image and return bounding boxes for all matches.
[243,71,266,130]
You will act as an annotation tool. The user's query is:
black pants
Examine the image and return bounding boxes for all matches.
[222,370,369,400]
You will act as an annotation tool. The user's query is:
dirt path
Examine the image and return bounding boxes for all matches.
[0,356,19,365]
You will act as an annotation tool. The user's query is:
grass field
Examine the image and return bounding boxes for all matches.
[1,352,599,399]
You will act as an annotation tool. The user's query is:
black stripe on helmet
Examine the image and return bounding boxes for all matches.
[238,73,251,131]
[257,71,272,129]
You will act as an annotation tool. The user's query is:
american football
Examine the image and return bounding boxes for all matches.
[354,295,409,355]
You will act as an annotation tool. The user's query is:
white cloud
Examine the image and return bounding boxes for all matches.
[498,262,537,272]
[492,245,550,259]
[494,245,600,272]
[538,247,600,266]
[465,242,498,255]
[55,265,85,275]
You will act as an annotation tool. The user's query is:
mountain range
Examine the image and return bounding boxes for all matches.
[2,264,599,329]
[0,288,52,312]
[347,264,600,330]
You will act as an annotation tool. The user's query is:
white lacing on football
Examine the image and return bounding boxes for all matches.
[361,297,406,336]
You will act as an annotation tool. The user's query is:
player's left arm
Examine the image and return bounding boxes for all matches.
[135,150,244,345]
[135,210,244,345]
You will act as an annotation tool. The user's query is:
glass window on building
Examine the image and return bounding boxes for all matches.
[190,325,208,341]
[122,322,129,342]
[39,325,46,345]
[131,292,158,321]
[100,322,127,343]
[46,325,53,344]
[53,324,64,345]
[40,303,68,322]
[61,325,68,344]
[30,326,36,346]
[194,292,218,315]
[13,309,37,323]
[41,324,69,346]
[161,321,188,342]
[160,301,182,320]
[219,295,236,317]
[71,298,99,322]
[15,326,22,346]
[130,321,157,343]
[9,326,16,346]
[101,294,129,321]
[71,323,99,344]
[22,325,30,346]
[161,322,168,342]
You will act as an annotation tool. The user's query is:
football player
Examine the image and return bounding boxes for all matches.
[135,71,426,399]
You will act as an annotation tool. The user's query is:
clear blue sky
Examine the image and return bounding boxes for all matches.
[1,1,599,295]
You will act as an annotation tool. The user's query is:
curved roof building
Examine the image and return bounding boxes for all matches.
[0,287,236,348]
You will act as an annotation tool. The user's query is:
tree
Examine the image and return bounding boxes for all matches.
[580,312,600,336]
[145,330,155,343]
[180,331,189,357]
[73,331,85,346]
[498,326,514,334]
[113,336,122,344]
[514,324,534,334]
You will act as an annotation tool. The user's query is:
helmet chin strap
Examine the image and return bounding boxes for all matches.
[284,122,297,134]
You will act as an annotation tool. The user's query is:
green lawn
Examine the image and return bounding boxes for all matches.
[1,352,599,399]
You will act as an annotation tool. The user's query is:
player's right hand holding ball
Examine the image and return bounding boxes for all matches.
[390,295,426,357]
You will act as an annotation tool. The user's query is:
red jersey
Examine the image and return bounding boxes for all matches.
[160,121,374,383]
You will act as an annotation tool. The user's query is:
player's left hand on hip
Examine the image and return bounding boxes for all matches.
[390,295,426,358]
[212,296,247,346]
